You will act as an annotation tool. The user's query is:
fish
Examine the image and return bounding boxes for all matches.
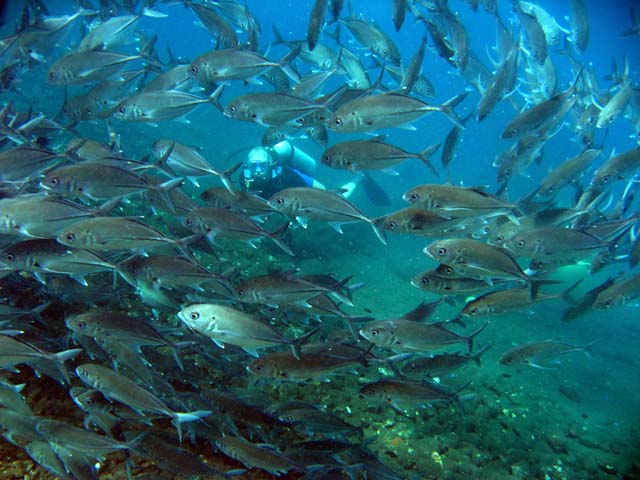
[200,187,275,216]
[0,378,33,415]
[247,342,372,381]
[113,88,223,122]
[223,91,330,127]
[75,363,211,440]
[359,318,487,353]
[272,25,339,71]
[403,184,520,222]
[569,0,589,53]
[590,147,640,186]
[372,206,463,237]
[307,0,328,51]
[1,238,116,284]
[268,187,387,244]
[0,334,81,383]
[591,272,640,309]
[46,49,152,86]
[411,269,502,296]
[501,67,583,138]
[320,137,440,175]
[188,1,238,48]
[41,162,183,204]
[401,345,492,378]
[328,91,468,132]
[513,0,548,65]
[359,378,470,414]
[151,139,237,193]
[338,17,401,65]
[476,42,520,122]
[182,206,294,256]
[35,418,141,456]
[235,270,352,307]
[337,45,371,89]
[499,340,595,368]
[65,308,181,367]
[177,303,317,358]
[460,281,579,319]
[56,217,196,255]
[595,81,633,129]
[392,0,407,31]
[504,226,610,261]
[77,9,166,52]
[531,147,601,197]
[188,48,299,86]
[424,238,545,299]
[0,194,117,238]
[0,146,59,183]
[216,435,303,476]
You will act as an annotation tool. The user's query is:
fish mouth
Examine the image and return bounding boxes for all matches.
[422,246,436,260]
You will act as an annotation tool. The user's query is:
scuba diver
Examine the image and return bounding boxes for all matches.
[239,140,360,200]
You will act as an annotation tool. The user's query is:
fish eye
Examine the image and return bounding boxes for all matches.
[275,198,284,205]
[48,71,56,80]
[420,276,429,285]
[370,329,379,336]
[515,240,525,248]
[387,221,396,230]
[444,267,453,274]
[436,247,447,256]
[50,177,59,185]
[322,154,331,163]
[333,118,342,127]
[118,106,126,114]
[604,300,612,308]
[408,193,419,202]
[77,321,86,329]
[77,368,88,377]
[469,308,478,316]
[382,48,389,55]
[483,226,491,234]
[254,364,263,371]
[607,115,614,124]
[185,218,192,226]
[65,233,76,242]
[295,117,305,125]
[496,234,504,242]
[189,311,200,320]
[237,289,245,297]
[601,175,610,184]
[190,65,199,74]
[227,105,236,113]
[6,253,15,261]
[280,371,288,378]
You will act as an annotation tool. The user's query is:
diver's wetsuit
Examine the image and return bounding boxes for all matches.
[243,166,314,199]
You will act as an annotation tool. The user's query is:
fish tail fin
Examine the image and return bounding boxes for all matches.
[268,221,295,256]
[290,326,320,360]
[370,216,388,245]
[171,410,212,443]
[278,47,301,83]
[175,234,202,261]
[451,381,472,417]
[52,348,82,384]
[154,176,184,214]
[440,92,469,129]
[560,279,583,305]
[207,84,225,112]
[417,142,441,176]
[472,344,492,366]
[219,161,242,195]
[272,25,285,45]
[467,322,489,352]
[583,340,599,359]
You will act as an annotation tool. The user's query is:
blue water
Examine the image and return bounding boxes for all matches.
[2,0,640,478]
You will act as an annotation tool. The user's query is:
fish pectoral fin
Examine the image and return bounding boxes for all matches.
[529,362,555,370]
[328,222,344,234]
[212,339,226,349]
[295,216,308,228]
[242,347,260,357]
